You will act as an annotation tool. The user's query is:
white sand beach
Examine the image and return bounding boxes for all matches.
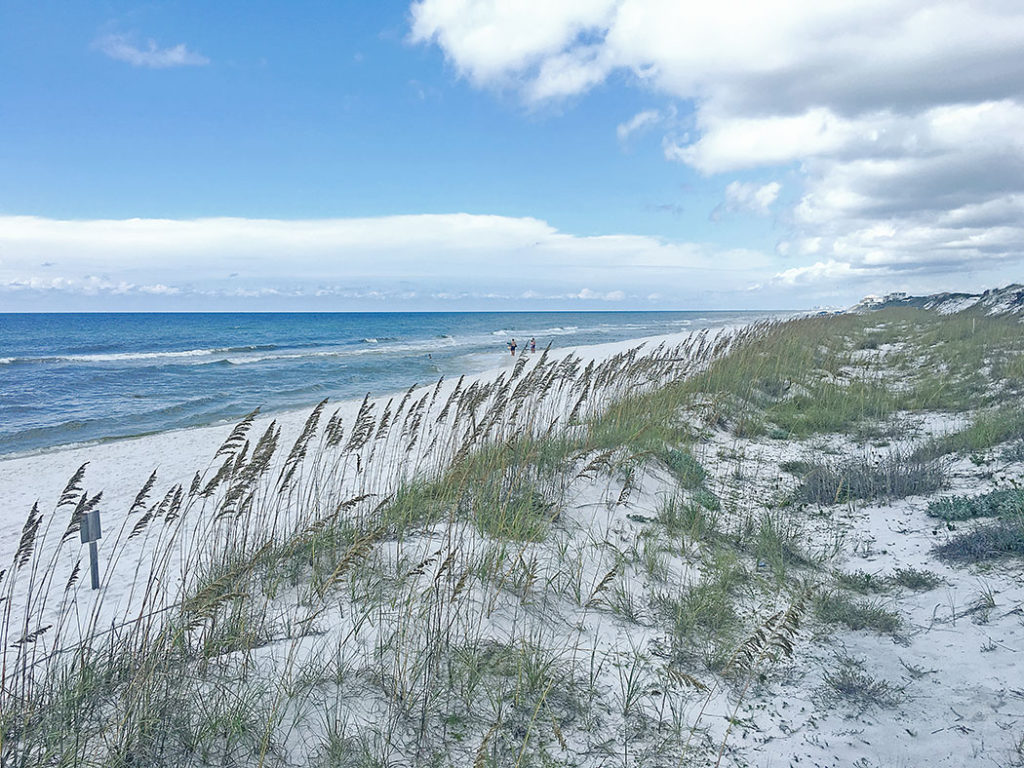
[2,314,1023,768]
[0,328,705,567]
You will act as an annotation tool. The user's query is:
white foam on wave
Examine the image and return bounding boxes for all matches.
[491,325,579,337]
[223,336,465,365]
[0,348,230,365]
[10,345,292,365]
[63,348,226,363]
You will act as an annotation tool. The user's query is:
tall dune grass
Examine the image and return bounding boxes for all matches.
[2,306,1020,766]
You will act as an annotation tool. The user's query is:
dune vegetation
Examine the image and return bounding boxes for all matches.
[3,306,1024,767]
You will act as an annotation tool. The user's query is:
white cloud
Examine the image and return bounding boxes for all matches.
[772,259,866,286]
[138,283,180,295]
[666,107,874,174]
[617,109,661,142]
[4,213,1018,309]
[410,0,1024,290]
[0,214,779,307]
[722,181,781,215]
[4,210,1015,309]
[94,33,210,68]
[1,275,182,296]
[570,288,626,300]
[409,0,618,86]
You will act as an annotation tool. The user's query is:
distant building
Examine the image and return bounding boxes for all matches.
[858,291,908,307]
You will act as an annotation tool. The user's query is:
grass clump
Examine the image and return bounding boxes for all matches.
[382,438,567,543]
[732,414,767,438]
[657,493,718,543]
[736,510,812,578]
[891,567,942,591]
[833,567,941,593]
[659,553,746,670]
[586,388,692,454]
[468,473,556,542]
[815,592,902,635]
[856,335,882,351]
[793,454,946,505]
[834,569,889,594]
[822,655,904,710]
[380,482,448,535]
[913,408,1024,461]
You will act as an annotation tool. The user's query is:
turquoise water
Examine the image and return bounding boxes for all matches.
[0,311,777,455]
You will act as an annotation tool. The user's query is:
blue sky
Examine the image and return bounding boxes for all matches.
[2,1,1023,311]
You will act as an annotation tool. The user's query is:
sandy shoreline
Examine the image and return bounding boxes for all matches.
[2,307,1023,767]
[0,327,706,568]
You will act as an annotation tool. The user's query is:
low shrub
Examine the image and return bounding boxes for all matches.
[934,518,1024,563]
[926,487,1024,521]
[1001,440,1024,463]
[779,459,816,476]
[794,454,946,505]
[662,449,708,489]
[693,487,721,512]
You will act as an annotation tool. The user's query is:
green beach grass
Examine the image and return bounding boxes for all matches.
[2,305,1023,767]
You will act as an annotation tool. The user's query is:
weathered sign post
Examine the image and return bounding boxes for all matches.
[79,508,102,590]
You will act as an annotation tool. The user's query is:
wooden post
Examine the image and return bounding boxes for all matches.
[88,541,100,589]
[80,508,102,590]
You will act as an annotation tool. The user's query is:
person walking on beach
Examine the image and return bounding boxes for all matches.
[529,337,536,353]
[509,338,517,356]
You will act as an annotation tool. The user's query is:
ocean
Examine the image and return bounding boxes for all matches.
[0,311,780,456]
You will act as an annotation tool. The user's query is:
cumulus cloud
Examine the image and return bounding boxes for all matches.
[409,0,1024,289]
[94,33,210,68]
[410,0,618,86]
